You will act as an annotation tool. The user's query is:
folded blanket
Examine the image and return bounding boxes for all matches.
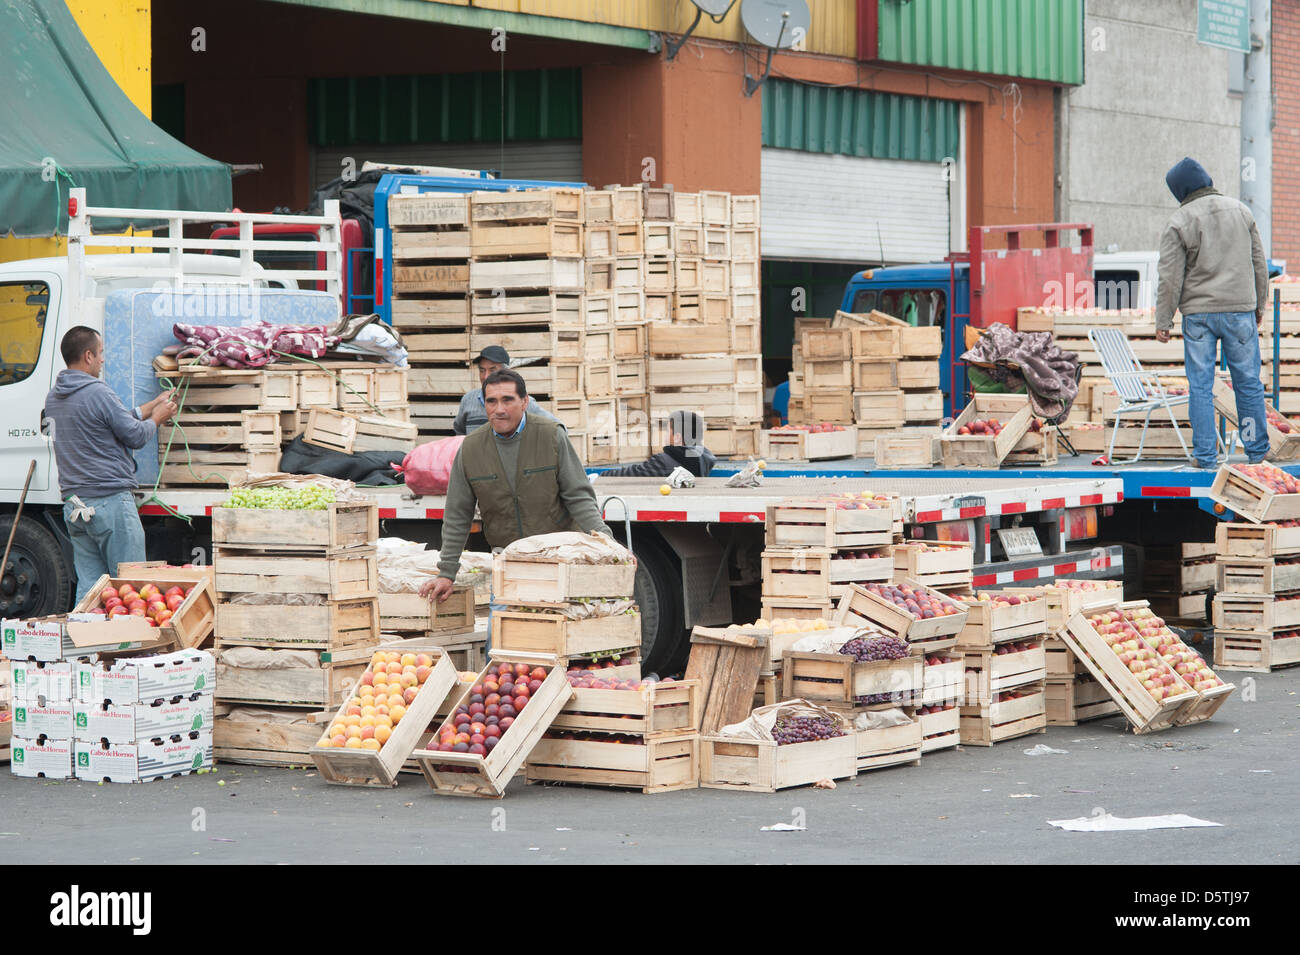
[961,323,1081,420]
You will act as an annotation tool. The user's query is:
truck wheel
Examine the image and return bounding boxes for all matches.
[0,514,74,618]
[632,537,686,677]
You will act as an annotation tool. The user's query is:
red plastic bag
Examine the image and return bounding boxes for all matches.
[398,436,465,495]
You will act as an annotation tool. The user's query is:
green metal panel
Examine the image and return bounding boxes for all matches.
[762,81,959,163]
[876,0,1084,86]
[309,69,582,147]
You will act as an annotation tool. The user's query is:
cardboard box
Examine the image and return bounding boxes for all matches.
[74,693,214,744]
[11,660,72,702]
[2,614,164,663]
[9,737,74,779]
[12,701,74,738]
[75,731,213,783]
[81,650,215,705]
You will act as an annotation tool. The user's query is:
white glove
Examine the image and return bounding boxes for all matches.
[666,466,695,488]
[67,495,96,523]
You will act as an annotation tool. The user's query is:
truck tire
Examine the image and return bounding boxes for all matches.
[632,536,686,677]
[0,514,74,618]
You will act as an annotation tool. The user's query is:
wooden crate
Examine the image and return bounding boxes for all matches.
[1216,556,1300,594]
[1212,379,1300,461]
[1004,426,1060,466]
[700,730,856,792]
[641,220,675,257]
[491,609,641,659]
[959,685,1047,745]
[388,193,471,229]
[873,429,940,467]
[302,408,417,455]
[1215,521,1300,557]
[833,580,969,654]
[413,651,572,798]
[802,328,853,360]
[730,259,758,292]
[897,360,940,390]
[160,410,280,452]
[1213,593,1300,631]
[551,679,699,736]
[700,190,730,226]
[392,263,469,295]
[74,573,216,651]
[1117,601,1235,725]
[827,549,894,596]
[470,326,584,362]
[761,547,833,600]
[609,185,643,223]
[918,653,964,706]
[961,644,1048,704]
[849,325,900,359]
[213,709,330,768]
[1045,676,1122,725]
[215,597,378,651]
[732,226,759,260]
[215,644,376,708]
[759,428,856,462]
[648,322,731,356]
[470,257,583,293]
[804,358,853,392]
[491,555,635,607]
[526,734,699,793]
[852,359,898,392]
[1001,582,1126,630]
[214,549,377,600]
[955,595,1049,648]
[309,646,459,787]
[707,422,760,457]
[940,395,1034,468]
[781,651,923,704]
[1214,630,1300,672]
[1045,636,1086,678]
[584,189,613,223]
[731,194,760,227]
[765,500,897,549]
[855,719,923,772]
[377,587,475,634]
[890,541,975,589]
[157,449,281,487]
[1058,608,1198,733]
[803,391,855,424]
[902,390,944,422]
[390,297,471,329]
[470,220,582,259]
[917,705,960,752]
[853,390,906,427]
[469,188,583,223]
[685,626,770,736]
[760,597,835,623]
[470,291,583,327]
[1208,464,1300,523]
[162,365,299,411]
[1102,424,1193,459]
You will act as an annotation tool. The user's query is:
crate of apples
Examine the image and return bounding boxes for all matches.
[75,574,216,649]
[93,582,191,628]
[956,418,1004,437]
[312,647,458,788]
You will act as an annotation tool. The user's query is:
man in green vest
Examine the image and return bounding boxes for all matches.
[420,368,613,605]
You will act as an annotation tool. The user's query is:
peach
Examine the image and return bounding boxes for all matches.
[345,726,362,739]
[360,726,376,740]
[374,725,392,744]
[360,738,381,751]
[344,737,364,748]
[390,704,407,724]
[400,653,418,667]
[330,734,347,747]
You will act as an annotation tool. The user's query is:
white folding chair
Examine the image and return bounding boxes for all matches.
[1089,328,1193,463]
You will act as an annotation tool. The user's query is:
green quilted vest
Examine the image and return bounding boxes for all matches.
[458,417,576,548]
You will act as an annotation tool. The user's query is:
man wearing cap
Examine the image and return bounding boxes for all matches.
[452,345,559,435]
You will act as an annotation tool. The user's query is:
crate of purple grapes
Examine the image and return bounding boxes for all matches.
[700,701,856,792]
[780,633,922,705]
[833,579,969,653]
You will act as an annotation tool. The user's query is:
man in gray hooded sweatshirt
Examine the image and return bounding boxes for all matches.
[45,326,177,600]
[1155,157,1270,467]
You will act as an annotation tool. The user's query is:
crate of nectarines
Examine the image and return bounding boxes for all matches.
[311,645,458,787]
[940,394,1034,468]
[1208,462,1300,524]
[412,651,573,798]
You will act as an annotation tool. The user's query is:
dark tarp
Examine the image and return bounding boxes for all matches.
[0,0,231,238]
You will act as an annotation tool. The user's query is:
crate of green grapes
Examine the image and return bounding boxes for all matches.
[214,487,378,555]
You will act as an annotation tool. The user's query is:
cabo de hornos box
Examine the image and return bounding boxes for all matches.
[12,700,75,738]
[11,660,74,702]
[74,731,213,783]
[74,650,215,705]
[9,737,74,779]
[73,693,214,745]
[2,614,166,663]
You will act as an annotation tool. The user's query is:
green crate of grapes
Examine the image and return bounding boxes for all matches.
[214,488,378,554]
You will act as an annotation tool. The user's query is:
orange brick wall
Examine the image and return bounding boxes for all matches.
[1274,2,1300,266]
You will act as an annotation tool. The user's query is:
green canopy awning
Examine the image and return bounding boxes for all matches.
[0,0,231,238]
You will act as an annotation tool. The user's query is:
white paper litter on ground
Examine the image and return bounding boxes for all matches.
[1009,793,1039,798]
[1049,813,1223,832]
[1024,744,1069,756]
[761,823,807,832]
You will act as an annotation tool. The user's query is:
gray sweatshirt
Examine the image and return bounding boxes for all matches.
[452,388,559,435]
[437,416,612,580]
[45,370,155,499]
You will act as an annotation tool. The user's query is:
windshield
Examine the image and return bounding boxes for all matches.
[850,287,947,328]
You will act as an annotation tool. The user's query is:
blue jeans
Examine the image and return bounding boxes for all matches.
[62,491,146,603]
[1183,312,1270,465]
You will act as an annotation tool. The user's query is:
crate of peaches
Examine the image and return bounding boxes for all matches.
[833,579,969,653]
[1061,604,1199,733]
[1002,579,1124,630]
[413,652,573,798]
[1208,462,1300,524]
[1213,378,1300,462]
[311,646,458,787]
[73,574,215,649]
[957,591,1048,649]
[765,493,900,549]
[1118,601,1234,725]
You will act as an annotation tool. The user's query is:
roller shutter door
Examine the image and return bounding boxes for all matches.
[310,140,584,190]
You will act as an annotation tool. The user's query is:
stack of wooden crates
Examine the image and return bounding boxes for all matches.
[953,592,1049,745]
[1213,520,1300,673]
[210,501,383,766]
[155,360,410,487]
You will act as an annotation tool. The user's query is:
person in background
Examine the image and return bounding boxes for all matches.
[422,368,613,607]
[44,326,177,600]
[452,345,559,435]
[597,410,717,478]
[1155,157,1270,468]
[771,379,791,426]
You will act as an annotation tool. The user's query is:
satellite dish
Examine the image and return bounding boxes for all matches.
[740,0,810,50]
[666,0,739,60]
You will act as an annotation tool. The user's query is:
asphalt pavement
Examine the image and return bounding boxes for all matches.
[3,669,1297,865]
